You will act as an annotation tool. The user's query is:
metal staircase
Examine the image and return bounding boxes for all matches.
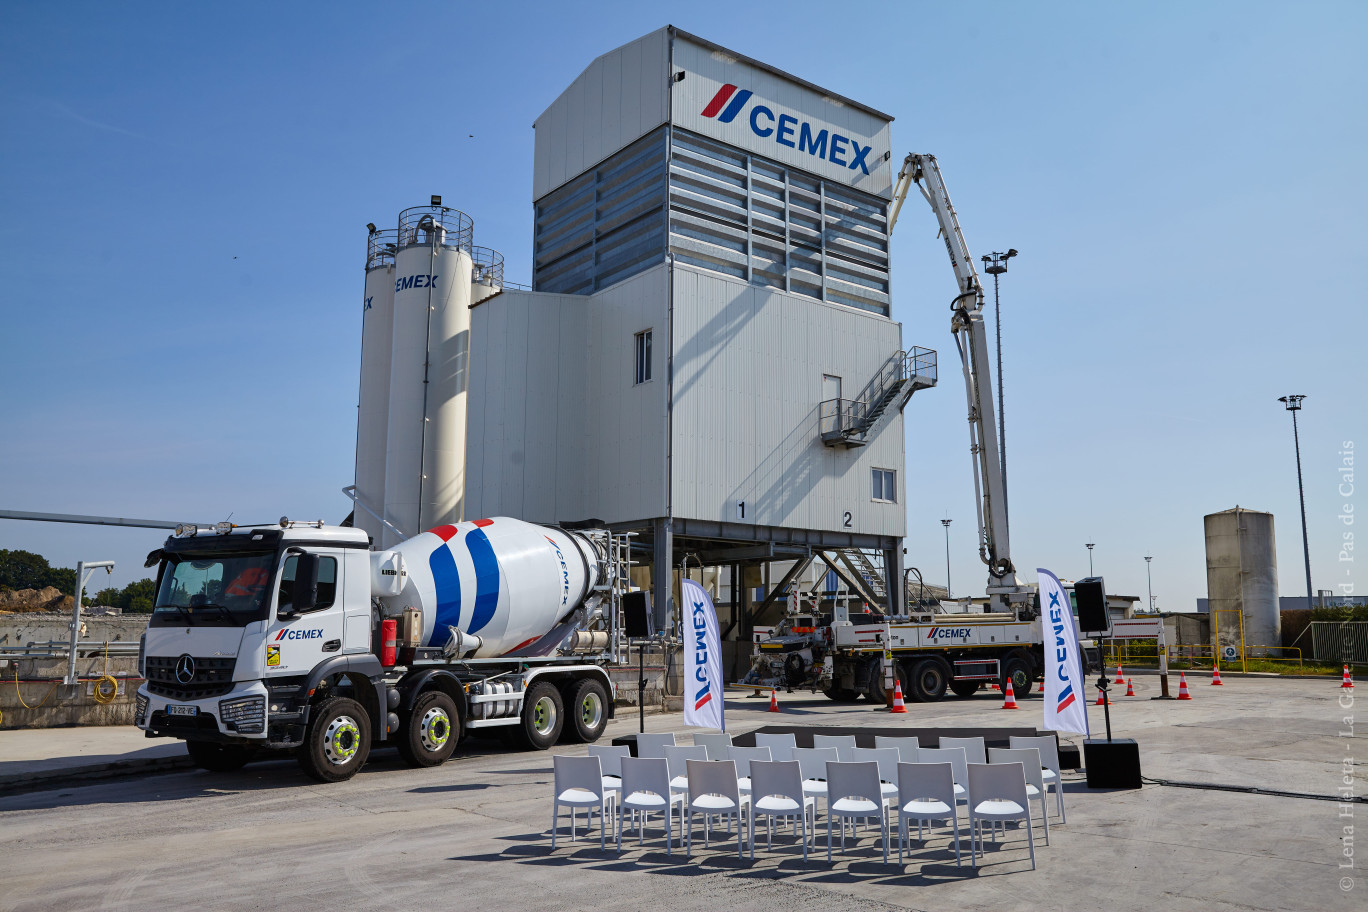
[838,549,887,602]
[819,347,937,447]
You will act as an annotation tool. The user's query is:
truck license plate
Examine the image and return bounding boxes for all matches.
[167,704,197,717]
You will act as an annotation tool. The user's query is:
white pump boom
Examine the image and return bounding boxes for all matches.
[890,154,1030,613]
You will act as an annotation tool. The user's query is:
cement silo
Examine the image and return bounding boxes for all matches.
[382,204,474,547]
[471,246,503,304]
[352,227,397,542]
[1204,506,1281,659]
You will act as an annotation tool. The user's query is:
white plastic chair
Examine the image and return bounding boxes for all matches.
[729,746,771,796]
[685,759,750,857]
[917,746,969,804]
[616,756,684,854]
[895,761,961,866]
[747,759,814,860]
[552,754,613,851]
[825,760,889,863]
[851,747,901,805]
[588,744,630,797]
[874,735,919,763]
[1010,735,1066,821]
[635,732,676,759]
[989,747,1050,845]
[693,732,734,760]
[792,746,838,814]
[813,734,857,761]
[754,732,797,762]
[938,736,987,765]
[966,761,1035,870]
[664,744,707,797]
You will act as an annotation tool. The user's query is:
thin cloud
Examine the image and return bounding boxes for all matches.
[37,97,142,138]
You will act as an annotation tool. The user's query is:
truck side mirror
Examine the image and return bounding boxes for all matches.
[293,553,320,613]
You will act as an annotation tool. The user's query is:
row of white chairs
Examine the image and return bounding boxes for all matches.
[553,733,1065,870]
[625,731,1065,822]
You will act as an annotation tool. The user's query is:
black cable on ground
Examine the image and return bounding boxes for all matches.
[1142,775,1365,803]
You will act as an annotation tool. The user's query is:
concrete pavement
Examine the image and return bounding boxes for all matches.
[0,676,1361,912]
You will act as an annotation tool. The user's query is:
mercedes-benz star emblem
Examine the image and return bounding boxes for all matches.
[175,654,196,684]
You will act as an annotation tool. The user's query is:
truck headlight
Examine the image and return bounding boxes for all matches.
[219,695,266,734]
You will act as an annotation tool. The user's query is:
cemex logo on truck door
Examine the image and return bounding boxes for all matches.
[701,84,876,175]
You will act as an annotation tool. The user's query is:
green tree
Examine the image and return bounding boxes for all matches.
[0,549,56,591]
[91,586,123,607]
[120,579,157,613]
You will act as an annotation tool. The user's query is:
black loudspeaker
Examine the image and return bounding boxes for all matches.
[1084,738,1142,788]
[622,591,651,639]
[1074,576,1111,636]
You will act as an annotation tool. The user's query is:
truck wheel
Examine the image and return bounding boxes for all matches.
[865,660,909,704]
[562,678,609,743]
[822,685,862,702]
[1002,657,1034,698]
[186,740,252,772]
[517,681,564,750]
[949,679,982,698]
[297,696,371,783]
[396,690,460,768]
[909,657,951,702]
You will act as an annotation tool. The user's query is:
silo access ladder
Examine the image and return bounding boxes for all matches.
[819,347,937,448]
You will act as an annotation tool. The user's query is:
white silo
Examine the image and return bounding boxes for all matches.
[1204,506,1281,658]
[382,202,474,547]
[352,227,397,543]
[471,246,504,304]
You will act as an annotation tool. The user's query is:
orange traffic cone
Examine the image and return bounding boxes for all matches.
[1211,666,1223,685]
[1095,685,1108,706]
[1001,680,1019,709]
[890,680,907,713]
[1114,663,1125,685]
[1177,672,1192,700]
[1125,678,1135,696]
[1342,665,1355,689]
[768,688,780,712]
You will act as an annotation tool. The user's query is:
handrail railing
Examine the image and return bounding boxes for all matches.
[471,246,504,287]
[366,229,398,270]
[397,204,474,252]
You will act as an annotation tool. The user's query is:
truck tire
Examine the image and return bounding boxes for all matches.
[1001,656,1034,698]
[822,685,862,702]
[562,678,609,743]
[297,696,371,783]
[396,690,460,768]
[517,681,564,750]
[186,740,253,772]
[949,679,982,698]
[865,659,909,704]
[909,657,951,703]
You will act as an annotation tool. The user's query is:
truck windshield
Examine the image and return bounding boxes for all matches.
[153,551,277,626]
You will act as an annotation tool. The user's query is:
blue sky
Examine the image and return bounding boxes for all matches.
[1,1,1363,612]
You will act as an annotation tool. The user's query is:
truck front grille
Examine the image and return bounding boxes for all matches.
[145,656,236,700]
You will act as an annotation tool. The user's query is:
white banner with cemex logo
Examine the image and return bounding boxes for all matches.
[1039,568,1091,736]
[682,578,724,731]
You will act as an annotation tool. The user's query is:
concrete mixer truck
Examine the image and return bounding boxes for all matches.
[134,516,628,782]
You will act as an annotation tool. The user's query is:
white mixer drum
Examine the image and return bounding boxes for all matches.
[386,516,601,657]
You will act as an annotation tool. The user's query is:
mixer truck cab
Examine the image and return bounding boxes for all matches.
[136,517,621,782]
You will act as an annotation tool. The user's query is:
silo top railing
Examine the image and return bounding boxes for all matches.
[366,229,398,270]
[471,246,504,287]
[397,204,474,252]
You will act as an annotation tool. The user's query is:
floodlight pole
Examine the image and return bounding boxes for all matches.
[1086,543,1095,577]
[982,249,1016,526]
[941,519,953,600]
[1279,396,1314,616]
[66,560,115,686]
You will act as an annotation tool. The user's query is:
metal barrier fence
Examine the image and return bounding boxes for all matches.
[1310,622,1368,665]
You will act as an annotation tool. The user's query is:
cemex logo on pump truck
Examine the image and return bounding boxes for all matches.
[701,84,876,175]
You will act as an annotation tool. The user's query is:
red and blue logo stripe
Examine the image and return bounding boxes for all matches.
[1056,681,1076,712]
[700,84,752,124]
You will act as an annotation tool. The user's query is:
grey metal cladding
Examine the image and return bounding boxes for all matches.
[532,27,670,202]
[668,265,906,538]
[535,125,891,317]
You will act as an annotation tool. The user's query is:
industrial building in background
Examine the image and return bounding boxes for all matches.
[350,26,936,654]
